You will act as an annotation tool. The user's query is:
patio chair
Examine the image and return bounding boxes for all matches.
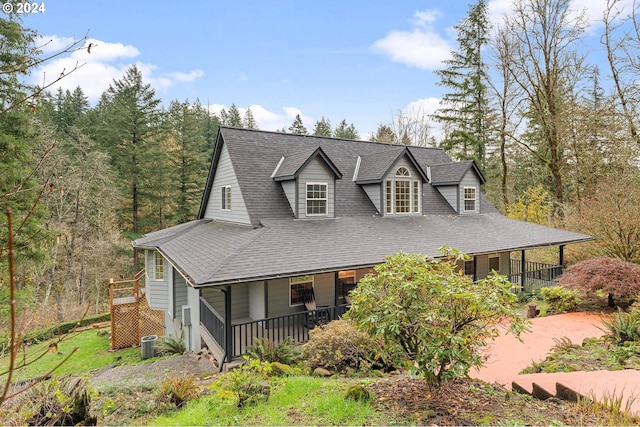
[302,288,330,328]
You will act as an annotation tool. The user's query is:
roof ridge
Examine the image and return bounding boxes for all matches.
[219,126,446,152]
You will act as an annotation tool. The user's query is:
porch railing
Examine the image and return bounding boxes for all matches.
[508,259,563,296]
[200,298,226,353]
[200,300,350,360]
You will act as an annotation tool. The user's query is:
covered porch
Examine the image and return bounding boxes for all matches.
[197,247,567,366]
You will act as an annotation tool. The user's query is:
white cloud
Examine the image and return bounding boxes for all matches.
[411,9,441,27]
[167,69,204,82]
[372,9,452,70]
[206,103,313,132]
[372,29,452,70]
[32,36,204,102]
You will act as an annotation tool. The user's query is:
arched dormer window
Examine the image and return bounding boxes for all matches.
[395,167,410,177]
[386,166,420,214]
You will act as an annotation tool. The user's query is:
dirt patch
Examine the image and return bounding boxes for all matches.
[88,351,219,389]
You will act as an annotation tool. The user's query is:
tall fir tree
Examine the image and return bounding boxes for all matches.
[0,15,50,268]
[243,107,258,129]
[333,119,359,139]
[288,114,308,135]
[94,65,162,271]
[371,124,397,144]
[167,99,208,223]
[312,117,332,136]
[432,0,491,171]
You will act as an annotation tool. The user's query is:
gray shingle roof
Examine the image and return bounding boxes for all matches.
[430,161,486,185]
[134,215,593,287]
[135,127,592,287]
[206,128,454,225]
[271,146,342,181]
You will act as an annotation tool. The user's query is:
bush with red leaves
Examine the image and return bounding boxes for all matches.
[558,257,640,306]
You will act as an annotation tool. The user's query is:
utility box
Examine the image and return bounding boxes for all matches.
[141,335,158,359]
[182,306,192,327]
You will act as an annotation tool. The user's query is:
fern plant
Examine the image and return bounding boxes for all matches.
[157,333,186,355]
[246,337,300,365]
[601,310,640,344]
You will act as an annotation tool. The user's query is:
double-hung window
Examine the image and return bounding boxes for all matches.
[221,186,231,211]
[306,183,327,216]
[153,251,165,281]
[464,187,477,212]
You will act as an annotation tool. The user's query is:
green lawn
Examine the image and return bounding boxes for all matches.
[148,376,389,426]
[0,328,140,381]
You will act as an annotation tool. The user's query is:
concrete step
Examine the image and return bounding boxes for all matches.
[511,370,640,415]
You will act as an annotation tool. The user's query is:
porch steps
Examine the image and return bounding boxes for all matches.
[511,370,640,415]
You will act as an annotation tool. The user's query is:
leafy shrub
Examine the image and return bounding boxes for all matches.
[156,372,200,409]
[246,337,301,364]
[346,250,527,384]
[301,319,386,374]
[540,286,582,313]
[214,358,274,408]
[20,378,97,426]
[157,333,186,355]
[602,309,640,344]
[270,361,294,375]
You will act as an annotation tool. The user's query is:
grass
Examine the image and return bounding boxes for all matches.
[148,376,388,426]
[3,319,640,426]
[0,327,141,381]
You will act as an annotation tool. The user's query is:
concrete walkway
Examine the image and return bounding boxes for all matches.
[470,312,640,415]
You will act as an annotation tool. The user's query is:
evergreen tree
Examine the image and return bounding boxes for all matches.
[333,119,359,139]
[0,16,49,267]
[167,99,208,223]
[312,116,332,136]
[243,107,258,129]
[288,114,308,134]
[432,0,491,170]
[371,124,397,144]
[94,65,163,271]
[201,100,220,160]
[225,103,243,127]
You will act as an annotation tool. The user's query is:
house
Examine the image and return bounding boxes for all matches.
[133,126,592,366]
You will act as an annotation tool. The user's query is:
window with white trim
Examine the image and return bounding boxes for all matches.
[384,167,421,214]
[464,187,477,212]
[221,186,231,211]
[290,275,314,306]
[306,183,328,215]
[489,254,500,273]
[153,251,165,281]
[412,180,420,213]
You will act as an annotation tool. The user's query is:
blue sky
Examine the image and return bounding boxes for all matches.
[19,0,633,138]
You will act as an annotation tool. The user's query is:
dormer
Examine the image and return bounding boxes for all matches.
[430,161,486,214]
[353,147,428,216]
[271,146,342,219]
